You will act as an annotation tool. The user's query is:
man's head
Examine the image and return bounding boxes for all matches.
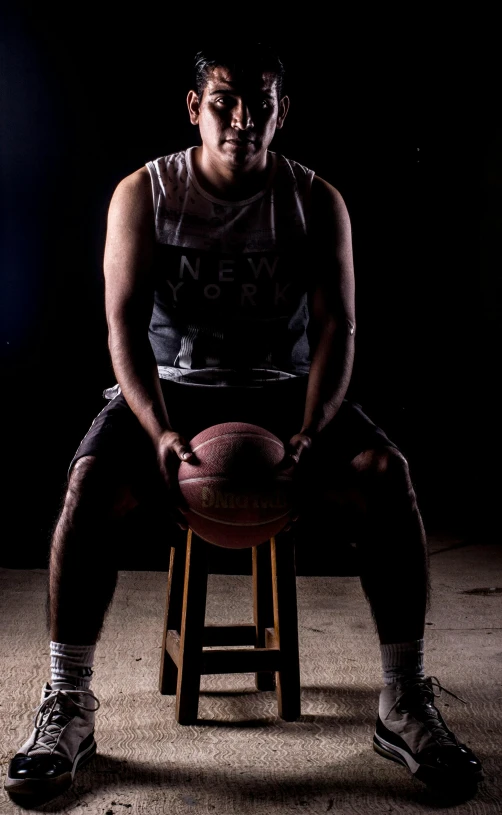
[187,42,289,174]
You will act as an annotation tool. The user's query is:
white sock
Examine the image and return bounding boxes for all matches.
[50,641,96,690]
[380,638,425,686]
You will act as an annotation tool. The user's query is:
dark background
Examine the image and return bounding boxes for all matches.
[1,7,500,572]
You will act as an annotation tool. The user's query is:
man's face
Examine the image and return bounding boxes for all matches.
[187,66,289,170]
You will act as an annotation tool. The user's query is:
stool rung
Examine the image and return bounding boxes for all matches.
[165,630,181,666]
[203,624,257,646]
[201,647,281,675]
[166,628,280,671]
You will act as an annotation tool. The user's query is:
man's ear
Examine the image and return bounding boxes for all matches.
[276,95,290,130]
[187,90,200,125]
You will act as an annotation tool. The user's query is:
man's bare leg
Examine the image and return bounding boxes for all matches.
[48,455,137,645]
[348,446,429,646]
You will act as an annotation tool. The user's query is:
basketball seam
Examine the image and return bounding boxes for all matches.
[191,433,284,454]
[186,509,291,527]
[179,475,293,484]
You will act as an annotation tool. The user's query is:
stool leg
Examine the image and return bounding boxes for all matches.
[253,540,275,691]
[159,537,187,694]
[176,530,208,725]
[272,535,301,721]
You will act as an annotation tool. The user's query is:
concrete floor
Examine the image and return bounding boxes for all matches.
[0,536,501,814]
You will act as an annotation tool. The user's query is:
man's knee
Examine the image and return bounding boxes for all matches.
[63,455,138,520]
[348,445,423,527]
[303,442,407,490]
[305,446,416,516]
[351,446,411,484]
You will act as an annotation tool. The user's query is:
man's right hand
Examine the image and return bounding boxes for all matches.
[155,430,194,531]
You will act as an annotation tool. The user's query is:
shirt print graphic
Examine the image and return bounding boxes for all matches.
[153,244,306,321]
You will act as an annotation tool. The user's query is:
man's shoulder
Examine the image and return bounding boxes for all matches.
[114,166,151,194]
[273,152,315,183]
[271,159,348,226]
[147,149,190,179]
[108,167,153,220]
[307,176,352,247]
[310,175,348,218]
[272,156,345,215]
[132,165,153,182]
[112,147,190,207]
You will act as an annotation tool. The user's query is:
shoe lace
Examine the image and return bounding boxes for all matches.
[29,688,100,755]
[385,675,467,748]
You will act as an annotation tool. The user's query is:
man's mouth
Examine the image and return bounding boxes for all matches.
[226,138,254,145]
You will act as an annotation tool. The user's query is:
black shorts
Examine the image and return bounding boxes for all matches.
[69,377,397,500]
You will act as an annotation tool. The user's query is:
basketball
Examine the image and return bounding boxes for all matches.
[177,422,294,548]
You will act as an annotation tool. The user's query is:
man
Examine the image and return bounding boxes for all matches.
[5,42,483,800]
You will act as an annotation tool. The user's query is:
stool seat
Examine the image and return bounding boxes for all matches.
[159,529,301,724]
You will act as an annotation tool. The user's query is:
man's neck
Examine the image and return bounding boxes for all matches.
[192,146,270,201]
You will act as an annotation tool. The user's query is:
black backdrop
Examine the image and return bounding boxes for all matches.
[1,8,499,571]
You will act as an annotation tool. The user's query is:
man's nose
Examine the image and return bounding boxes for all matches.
[232,100,254,130]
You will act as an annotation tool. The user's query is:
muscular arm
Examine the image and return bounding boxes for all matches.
[300,176,356,441]
[103,169,192,526]
[104,168,172,443]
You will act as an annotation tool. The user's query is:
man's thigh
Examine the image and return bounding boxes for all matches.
[68,393,163,506]
[293,401,400,536]
[301,401,398,486]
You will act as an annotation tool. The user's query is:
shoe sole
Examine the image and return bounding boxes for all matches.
[373,734,483,787]
[4,738,96,798]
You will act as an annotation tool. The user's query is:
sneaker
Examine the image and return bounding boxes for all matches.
[5,682,100,799]
[373,675,483,788]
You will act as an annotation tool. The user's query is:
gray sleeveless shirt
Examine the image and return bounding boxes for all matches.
[145,147,315,388]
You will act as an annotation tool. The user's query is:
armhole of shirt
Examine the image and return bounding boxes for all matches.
[145,160,161,219]
[304,169,316,238]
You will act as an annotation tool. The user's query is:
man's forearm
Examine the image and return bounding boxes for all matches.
[108,321,172,444]
[300,322,355,439]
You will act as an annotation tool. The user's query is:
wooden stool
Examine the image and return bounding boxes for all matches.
[159,529,301,724]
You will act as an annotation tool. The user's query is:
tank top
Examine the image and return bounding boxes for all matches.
[145,147,315,388]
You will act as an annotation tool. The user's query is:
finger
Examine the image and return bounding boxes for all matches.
[276,452,298,471]
[174,440,193,461]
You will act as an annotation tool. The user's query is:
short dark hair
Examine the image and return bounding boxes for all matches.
[193,42,286,99]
